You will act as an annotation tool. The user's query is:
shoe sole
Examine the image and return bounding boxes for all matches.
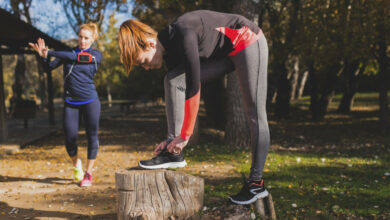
[229,190,269,205]
[139,160,187,169]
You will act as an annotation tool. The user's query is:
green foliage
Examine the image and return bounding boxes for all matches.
[55,0,128,34]
[132,0,236,30]
[95,13,127,99]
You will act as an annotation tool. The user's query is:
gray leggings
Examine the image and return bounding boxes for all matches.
[164,34,269,180]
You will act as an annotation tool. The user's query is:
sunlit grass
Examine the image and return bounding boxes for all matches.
[190,91,390,219]
[186,144,389,219]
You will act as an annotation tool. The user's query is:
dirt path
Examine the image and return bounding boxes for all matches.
[0,105,242,220]
[0,107,173,220]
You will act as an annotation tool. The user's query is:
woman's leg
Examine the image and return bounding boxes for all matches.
[164,66,186,141]
[228,34,270,205]
[164,58,235,141]
[229,34,270,181]
[63,103,80,166]
[83,98,101,174]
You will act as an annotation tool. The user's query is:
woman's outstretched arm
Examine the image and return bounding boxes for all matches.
[29,38,63,70]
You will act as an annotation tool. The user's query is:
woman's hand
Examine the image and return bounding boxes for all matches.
[28,38,48,58]
[154,140,167,155]
[167,136,189,154]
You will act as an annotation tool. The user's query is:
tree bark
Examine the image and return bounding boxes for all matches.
[376,1,389,134]
[318,64,343,118]
[116,169,204,220]
[107,84,112,108]
[337,61,362,113]
[308,61,321,121]
[224,0,257,147]
[202,77,226,130]
[272,0,300,117]
[225,72,251,148]
[297,70,308,99]
[289,57,300,101]
[275,62,291,117]
[254,193,277,220]
[0,55,8,142]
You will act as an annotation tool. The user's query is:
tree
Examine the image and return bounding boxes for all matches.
[224,0,259,148]
[95,13,126,103]
[336,0,370,113]
[370,0,389,133]
[55,0,128,34]
[266,0,301,118]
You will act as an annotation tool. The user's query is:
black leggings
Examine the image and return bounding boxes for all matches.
[63,98,100,160]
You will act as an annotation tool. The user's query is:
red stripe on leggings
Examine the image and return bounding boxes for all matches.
[180,89,200,140]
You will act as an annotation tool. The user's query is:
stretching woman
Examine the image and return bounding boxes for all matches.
[118,10,270,204]
[29,23,102,187]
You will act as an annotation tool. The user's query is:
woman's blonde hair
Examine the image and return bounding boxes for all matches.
[118,19,157,74]
[79,22,99,41]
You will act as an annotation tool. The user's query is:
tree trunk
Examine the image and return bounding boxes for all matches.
[272,0,300,117]
[225,72,250,148]
[297,70,308,99]
[337,61,362,113]
[318,64,343,118]
[224,0,256,147]
[188,118,199,146]
[289,57,300,101]
[254,193,277,220]
[275,63,291,117]
[0,55,7,142]
[202,77,226,130]
[376,2,388,134]
[115,169,204,220]
[308,62,321,121]
[107,84,112,108]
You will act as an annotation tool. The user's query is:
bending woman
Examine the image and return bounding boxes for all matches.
[29,23,102,187]
[118,10,270,205]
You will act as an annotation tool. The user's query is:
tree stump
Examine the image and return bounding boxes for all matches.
[116,169,204,220]
[253,194,276,219]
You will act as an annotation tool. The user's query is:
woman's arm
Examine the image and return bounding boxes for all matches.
[29,38,64,70]
[43,57,63,71]
[47,50,77,61]
[177,27,201,140]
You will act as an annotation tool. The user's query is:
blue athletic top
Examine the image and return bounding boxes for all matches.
[44,47,102,104]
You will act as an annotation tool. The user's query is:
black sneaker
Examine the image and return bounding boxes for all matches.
[139,149,187,169]
[229,179,269,205]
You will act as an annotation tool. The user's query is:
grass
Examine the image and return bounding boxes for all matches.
[2,92,388,219]
[187,92,390,219]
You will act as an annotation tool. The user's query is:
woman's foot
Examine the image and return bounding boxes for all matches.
[139,149,187,169]
[229,179,269,205]
[72,159,84,181]
[80,172,92,187]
